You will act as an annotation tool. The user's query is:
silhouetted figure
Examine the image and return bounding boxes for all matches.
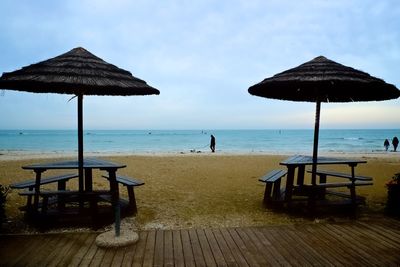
[393,136,399,152]
[210,135,216,153]
[384,139,390,151]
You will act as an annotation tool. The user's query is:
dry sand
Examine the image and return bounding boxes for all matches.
[1,153,399,232]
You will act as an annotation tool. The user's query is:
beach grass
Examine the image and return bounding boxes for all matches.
[1,154,399,232]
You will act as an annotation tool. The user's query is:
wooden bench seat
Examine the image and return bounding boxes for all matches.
[259,169,287,205]
[19,190,111,213]
[10,173,78,190]
[11,173,78,211]
[102,174,144,214]
[307,169,373,206]
[313,181,373,189]
[307,169,373,181]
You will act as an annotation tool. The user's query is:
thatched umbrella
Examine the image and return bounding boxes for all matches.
[248,56,399,184]
[0,47,159,236]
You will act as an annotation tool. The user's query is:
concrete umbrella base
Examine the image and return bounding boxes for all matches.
[95,216,139,248]
[96,229,139,248]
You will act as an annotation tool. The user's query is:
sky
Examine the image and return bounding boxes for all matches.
[0,0,399,130]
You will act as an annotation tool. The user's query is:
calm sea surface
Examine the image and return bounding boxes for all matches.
[0,129,399,155]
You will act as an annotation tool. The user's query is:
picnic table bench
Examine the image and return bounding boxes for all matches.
[102,174,144,214]
[10,173,78,211]
[10,173,78,190]
[307,169,373,205]
[259,169,287,206]
[19,189,111,214]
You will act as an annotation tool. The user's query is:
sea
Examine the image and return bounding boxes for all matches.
[0,129,399,155]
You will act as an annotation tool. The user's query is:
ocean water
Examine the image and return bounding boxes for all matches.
[0,129,399,155]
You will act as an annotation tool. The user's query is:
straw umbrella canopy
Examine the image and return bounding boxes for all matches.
[0,47,159,187]
[0,47,159,236]
[248,56,399,184]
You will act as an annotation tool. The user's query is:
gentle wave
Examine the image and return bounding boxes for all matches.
[0,129,399,154]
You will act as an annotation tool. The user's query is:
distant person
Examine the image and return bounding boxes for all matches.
[393,136,399,152]
[384,139,390,151]
[210,135,216,153]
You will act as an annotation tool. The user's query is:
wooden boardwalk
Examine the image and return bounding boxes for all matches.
[1,218,400,266]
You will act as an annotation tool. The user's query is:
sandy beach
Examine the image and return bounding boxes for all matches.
[1,152,399,232]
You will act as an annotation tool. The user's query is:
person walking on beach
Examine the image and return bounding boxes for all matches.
[210,134,216,153]
[384,139,390,151]
[393,136,399,152]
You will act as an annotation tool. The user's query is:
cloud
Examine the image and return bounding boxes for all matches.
[0,0,399,129]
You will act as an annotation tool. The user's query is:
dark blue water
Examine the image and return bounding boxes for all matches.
[0,129,398,154]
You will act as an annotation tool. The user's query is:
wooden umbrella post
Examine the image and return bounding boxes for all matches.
[311,100,321,186]
[78,94,84,194]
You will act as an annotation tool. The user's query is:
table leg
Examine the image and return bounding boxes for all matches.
[33,170,43,212]
[85,168,93,192]
[77,168,93,210]
[297,165,305,186]
[285,166,296,202]
[108,169,121,237]
[350,165,357,208]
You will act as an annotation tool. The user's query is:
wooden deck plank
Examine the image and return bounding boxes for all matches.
[50,234,85,267]
[269,226,314,265]
[317,224,371,266]
[302,224,353,266]
[120,244,136,267]
[142,230,156,267]
[188,228,207,267]
[196,229,217,267]
[241,227,281,266]
[154,230,164,267]
[163,230,174,267]
[325,223,383,266]
[99,248,116,267]
[357,221,400,247]
[235,227,268,266]
[79,234,100,267]
[280,225,330,266]
[251,227,294,266]
[0,236,20,265]
[47,234,75,266]
[68,233,96,267]
[88,246,106,267]
[259,228,300,266]
[219,228,249,266]
[1,236,29,265]
[329,223,398,265]
[16,235,50,267]
[2,219,400,266]
[311,224,361,265]
[110,246,127,267]
[172,229,185,267]
[211,228,237,266]
[228,228,260,267]
[15,235,47,267]
[180,229,196,267]
[204,228,228,267]
[132,231,148,267]
[31,235,70,267]
[61,233,91,267]
[289,225,344,267]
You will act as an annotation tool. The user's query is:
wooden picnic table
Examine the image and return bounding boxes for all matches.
[279,155,369,205]
[21,158,126,233]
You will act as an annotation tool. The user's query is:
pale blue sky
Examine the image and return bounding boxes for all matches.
[0,0,399,130]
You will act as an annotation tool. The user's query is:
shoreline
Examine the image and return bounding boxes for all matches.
[1,150,400,161]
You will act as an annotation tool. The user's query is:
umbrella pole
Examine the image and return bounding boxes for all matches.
[311,100,321,185]
[78,94,84,193]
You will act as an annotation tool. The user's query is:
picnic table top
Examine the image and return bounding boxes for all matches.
[22,157,126,170]
[280,155,367,166]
